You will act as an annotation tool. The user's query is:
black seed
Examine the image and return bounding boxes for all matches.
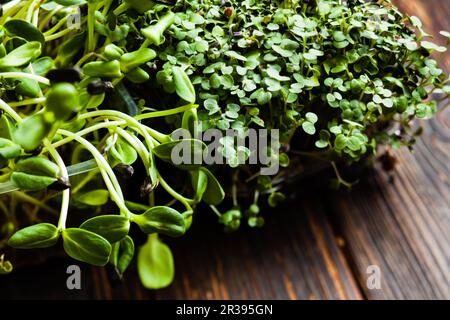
[46,68,82,84]
[79,4,88,15]
[31,145,43,156]
[114,164,135,179]
[140,177,154,198]
[87,81,114,95]
[87,81,107,95]
[103,81,115,93]
[49,177,71,191]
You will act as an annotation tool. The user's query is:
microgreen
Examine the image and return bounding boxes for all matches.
[0,0,448,290]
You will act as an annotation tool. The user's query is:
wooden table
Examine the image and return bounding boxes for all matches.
[1,0,449,300]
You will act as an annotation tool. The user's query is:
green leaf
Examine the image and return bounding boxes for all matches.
[120,48,156,73]
[131,206,186,237]
[0,41,41,68]
[0,115,15,140]
[62,228,112,266]
[126,67,150,84]
[152,139,205,169]
[200,167,225,205]
[4,19,45,46]
[334,134,348,150]
[333,31,347,42]
[15,75,41,98]
[204,98,219,115]
[8,223,59,249]
[111,235,135,274]
[108,136,138,166]
[13,114,51,152]
[315,140,329,148]
[302,121,316,135]
[0,138,21,159]
[141,11,175,45]
[124,0,155,13]
[54,32,85,67]
[172,66,196,103]
[225,51,247,61]
[440,31,450,39]
[83,60,123,78]
[46,83,79,121]
[77,189,110,207]
[347,136,362,151]
[421,41,447,53]
[272,45,293,58]
[80,215,130,243]
[410,16,423,28]
[15,156,60,177]
[104,44,124,60]
[181,108,199,138]
[190,169,208,201]
[279,153,290,167]
[268,192,286,207]
[305,112,318,124]
[10,172,57,191]
[137,235,174,289]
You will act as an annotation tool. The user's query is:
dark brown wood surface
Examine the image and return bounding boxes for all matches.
[327,0,450,300]
[0,0,449,300]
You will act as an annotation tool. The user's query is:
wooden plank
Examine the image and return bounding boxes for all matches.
[99,196,362,300]
[326,0,450,300]
[0,195,362,300]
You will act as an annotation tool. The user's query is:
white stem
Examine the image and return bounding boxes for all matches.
[0,98,23,123]
[0,72,50,85]
[58,129,131,216]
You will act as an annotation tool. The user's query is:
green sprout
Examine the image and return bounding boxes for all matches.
[0,0,448,289]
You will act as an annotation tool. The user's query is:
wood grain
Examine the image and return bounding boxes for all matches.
[0,0,449,300]
[326,0,450,300]
[0,195,363,300]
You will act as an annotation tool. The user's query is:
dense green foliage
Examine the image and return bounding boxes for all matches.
[0,0,448,288]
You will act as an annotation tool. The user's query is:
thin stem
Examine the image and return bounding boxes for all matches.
[113,2,130,16]
[75,52,97,67]
[209,205,222,218]
[331,161,353,188]
[87,0,97,53]
[78,110,159,148]
[45,28,73,42]
[135,104,199,120]
[0,72,50,85]
[8,98,46,107]
[26,0,39,22]
[38,6,60,30]
[79,110,170,143]
[0,99,23,123]
[158,174,194,210]
[49,120,126,150]
[44,139,70,230]
[43,15,70,36]
[12,191,59,216]
[115,127,151,169]
[58,129,131,217]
